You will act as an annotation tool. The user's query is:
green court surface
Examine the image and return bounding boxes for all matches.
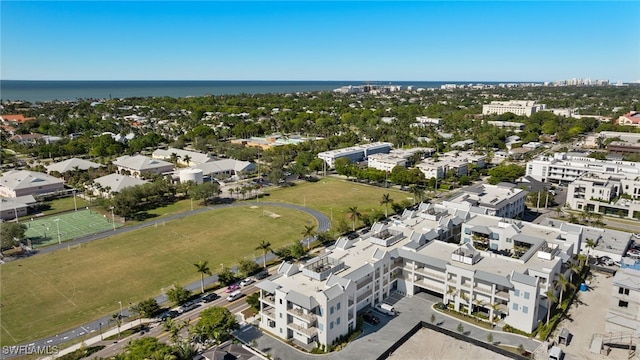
[23,210,122,248]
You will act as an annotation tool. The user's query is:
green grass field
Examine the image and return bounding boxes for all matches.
[0,178,409,345]
[264,177,410,228]
[0,205,314,345]
[24,210,123,248]
[38,197,91,216]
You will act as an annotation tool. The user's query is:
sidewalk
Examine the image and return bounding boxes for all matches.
[43,319,156,359]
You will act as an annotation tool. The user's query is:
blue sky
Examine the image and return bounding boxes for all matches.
[2,1,639,82]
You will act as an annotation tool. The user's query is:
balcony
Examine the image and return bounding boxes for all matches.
[262,307,277,320]
[357,276,373,290]
[495,289,509,299]
[287,307,317,322]
[473,283,493,294]
[357,292,371,303]
[288,322,318,337]
[262,294,275,306]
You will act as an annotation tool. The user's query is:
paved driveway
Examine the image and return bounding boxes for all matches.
[235,292,540,360]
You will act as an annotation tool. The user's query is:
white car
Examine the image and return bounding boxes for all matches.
[240,278,255,287]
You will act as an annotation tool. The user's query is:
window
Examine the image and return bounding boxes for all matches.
[337,317,341,325]
[522,306,528,314]
[491,232,500,240]
[619,287,630,295]
[512,303,518,311]
[318,307,323,316]
[514,289,520,297]
[330,321,334,329]
[279,313,282,318]
[619,300,629,308]
[336,302,341,310]
[524,292,530,300]
[464,228,471,235]
[506,238,512,243]
[318,323,324,331]
[330,306,334,315]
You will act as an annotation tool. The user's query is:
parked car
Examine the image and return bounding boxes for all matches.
[179,301,198,314]
[362,311,380,325]
[254,270,269,280]
[160,310,179,321]
[226,284,240,293]
[227,290,244,302]
[375,303,397,316]
[598,256,614,266]
[202,293,220,303]
[240,278,255,287]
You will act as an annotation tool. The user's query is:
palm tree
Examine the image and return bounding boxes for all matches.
[545,288,558,324]
[585,238,597,263]
[568,261,581,283]
[182,155,191,167]
[194,260,212,294]
[489,302,500,327]
[410,185,425,205]
[110,313,123,339]
[557,274,575,306]
[169,153,181,166]
[380,193,393,218]
[302,225,316,250]
[348,206,362,231]
[255,239,272,268]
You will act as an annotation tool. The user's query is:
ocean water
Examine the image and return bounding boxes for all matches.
[1,80,513,102]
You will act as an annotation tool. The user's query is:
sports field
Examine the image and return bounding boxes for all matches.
[0,205,314,345]
[265,177,411,226]
[0,179,410,345]
[23,209,122,248]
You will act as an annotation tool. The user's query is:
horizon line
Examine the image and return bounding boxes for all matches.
[1,79,552,83]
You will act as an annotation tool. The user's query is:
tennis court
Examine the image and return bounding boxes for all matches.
[24,209,123,248]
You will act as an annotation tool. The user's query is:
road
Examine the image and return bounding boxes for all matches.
[88,280,263,359]
[2,201,329,358]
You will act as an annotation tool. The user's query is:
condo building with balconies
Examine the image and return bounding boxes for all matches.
[257,203,586,347]
[525,153,640,185]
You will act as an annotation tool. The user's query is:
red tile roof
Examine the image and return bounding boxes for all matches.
[1,114,36,123]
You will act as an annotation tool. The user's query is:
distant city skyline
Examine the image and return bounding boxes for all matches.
[1,1,639,82]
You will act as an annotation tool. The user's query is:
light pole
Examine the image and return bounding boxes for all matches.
[118,301,123,318]
[109,206,116,231]
[54,218,61,245]
[330,208,333,222]
[73,190,77,211]
[220,263,224,271]
[99,322,103,340]
[303,194,306,207]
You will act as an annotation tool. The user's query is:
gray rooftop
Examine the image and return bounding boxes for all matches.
[0,170,64,190]
[510,271,538,287]
[46,158,102,173]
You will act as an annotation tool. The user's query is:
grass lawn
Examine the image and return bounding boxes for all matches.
[37,197,91,216]
[263,178,410,230]
[0,205,315,346]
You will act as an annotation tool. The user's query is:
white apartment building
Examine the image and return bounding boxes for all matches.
[415,116,442,125]
[318,142,393,168]
[367,148,433,172]
[482,101,546,117]
[446,183,527,219]
[605,268,640,333]
[525,153,640,185]
[486,121,526,130]
[257,205,582,347]
[566,172,640,220]
[416,150,486,179]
